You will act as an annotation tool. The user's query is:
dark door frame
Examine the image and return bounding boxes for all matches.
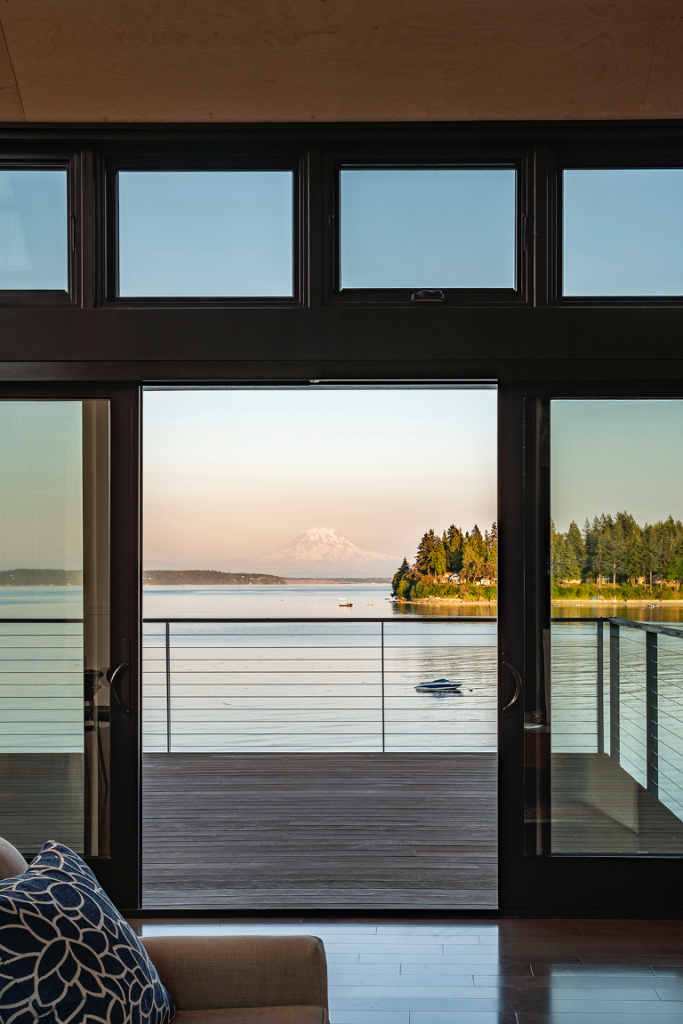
[0,382,141,910]
[498,378,683,916]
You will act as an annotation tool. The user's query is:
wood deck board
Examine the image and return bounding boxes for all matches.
[142,752,498,909]
[552,752,683,855]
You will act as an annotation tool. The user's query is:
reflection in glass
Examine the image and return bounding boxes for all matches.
[546,399,683,855]
[340,168,516,289]
[118,171,294,297]
[0,401,110,857]
[0,170,68,290]
[563,169,683,296]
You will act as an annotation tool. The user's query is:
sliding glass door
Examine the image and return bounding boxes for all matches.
[498,384,683,914]
[0,387,140,908]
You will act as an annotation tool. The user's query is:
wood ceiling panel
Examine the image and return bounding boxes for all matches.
[0,0,675,123]
[644,11,683,116]
[0,22,25,120]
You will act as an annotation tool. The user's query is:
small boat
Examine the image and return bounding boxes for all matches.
[414,678,462,694]
[338,599,353,607]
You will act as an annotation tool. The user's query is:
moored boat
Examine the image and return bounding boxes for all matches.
[414,678,462,693]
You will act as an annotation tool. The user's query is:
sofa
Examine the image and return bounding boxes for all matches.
[141,934,329,1023]
[0,837,329,1023]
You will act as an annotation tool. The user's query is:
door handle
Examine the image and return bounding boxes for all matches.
[108,662,131,719]
[502,659,522,714]
[501,638,522,715]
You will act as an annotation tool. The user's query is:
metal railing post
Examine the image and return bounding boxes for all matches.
[596,620,604,753]
[609,621,620,762]
[646,630,658,797]
[165,620,171,754]
[381,621,385,753]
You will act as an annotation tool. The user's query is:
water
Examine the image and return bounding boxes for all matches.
[143,583,493,619]
[142,585,497,754]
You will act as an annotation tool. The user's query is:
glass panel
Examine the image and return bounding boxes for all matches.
[547,399,683,855]
[118,171,294,297]
[340,168,516,289]
[0,401,110,858]
[0,170,68,290]
[563,169,683,296]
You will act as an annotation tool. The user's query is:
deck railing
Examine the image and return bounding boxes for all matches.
[553,617,683,821]
[142,616,498,755]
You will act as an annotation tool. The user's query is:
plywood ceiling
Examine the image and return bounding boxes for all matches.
[0,0,682,123]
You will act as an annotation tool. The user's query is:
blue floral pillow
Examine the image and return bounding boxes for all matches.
[0,841,173,1024]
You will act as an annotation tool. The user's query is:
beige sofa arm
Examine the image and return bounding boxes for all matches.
[142,935,328,1013]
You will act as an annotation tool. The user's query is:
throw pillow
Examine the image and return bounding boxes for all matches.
[0,840,174,1024]
[0,838,27,881]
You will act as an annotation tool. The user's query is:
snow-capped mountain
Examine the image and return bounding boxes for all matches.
[266,527,395,573]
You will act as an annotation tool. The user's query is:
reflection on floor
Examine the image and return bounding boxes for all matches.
[128,917,683,1023]
[142,752,497,909]
[552,753,683,855]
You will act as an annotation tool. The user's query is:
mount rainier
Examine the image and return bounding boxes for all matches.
[266,527,395,573]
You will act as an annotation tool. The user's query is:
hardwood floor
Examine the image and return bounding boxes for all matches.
[141,752,498,909]
[127,916,683,1023]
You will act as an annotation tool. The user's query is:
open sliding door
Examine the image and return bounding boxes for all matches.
[0,385,141,909]
[498,381,683,914]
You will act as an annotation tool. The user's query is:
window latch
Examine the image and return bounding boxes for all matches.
[411,289,445,303]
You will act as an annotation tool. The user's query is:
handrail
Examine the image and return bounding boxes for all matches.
[143,616,497,623]
[144,614,497,754]
[553,615,683,639]
[0,618,83,623]
[553,614,683,812]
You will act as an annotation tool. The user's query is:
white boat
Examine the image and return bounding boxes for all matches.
[414,678,462,694]
[338,598,353,607]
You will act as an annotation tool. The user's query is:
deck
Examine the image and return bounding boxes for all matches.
[141,752,498,909]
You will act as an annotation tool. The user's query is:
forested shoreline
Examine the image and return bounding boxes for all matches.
[552,513,683,599]
[392,524,498,602]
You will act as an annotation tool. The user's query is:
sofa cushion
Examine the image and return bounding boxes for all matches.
[0,838,28,881]
[0,840,173,1024]
[174,1008,327,1023]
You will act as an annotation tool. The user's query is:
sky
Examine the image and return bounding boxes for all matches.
[0,170,67,291]
[0,401,82,570]
[143,388,498,574]
[340,169,515,289]
[551,399,683,533]
[563,169,683,296]
[6,166,683,298]
[118,171,293,297]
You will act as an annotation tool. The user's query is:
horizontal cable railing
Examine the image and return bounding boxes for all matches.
[552,616,683,823]
[142,616,498,754]
[0,619,84,752]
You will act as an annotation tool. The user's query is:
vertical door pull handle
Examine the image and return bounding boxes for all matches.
[502,659,522,714]
[108,662,131,718]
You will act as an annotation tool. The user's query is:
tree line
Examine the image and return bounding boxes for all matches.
[552,513,683,589]
[392,523,497,599]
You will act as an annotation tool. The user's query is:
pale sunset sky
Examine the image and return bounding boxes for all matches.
[143,388,498,574]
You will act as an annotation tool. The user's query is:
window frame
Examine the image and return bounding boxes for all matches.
[102,147,306,307]
[0,149,82,307]
[553,144,683,306]
[322,143,530,307]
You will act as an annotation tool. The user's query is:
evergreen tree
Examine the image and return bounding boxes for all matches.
[485,522,498,581]
[428,538,447,577]
[415,529,437,574]
[444,524,463,573]
[566,520,585,577]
